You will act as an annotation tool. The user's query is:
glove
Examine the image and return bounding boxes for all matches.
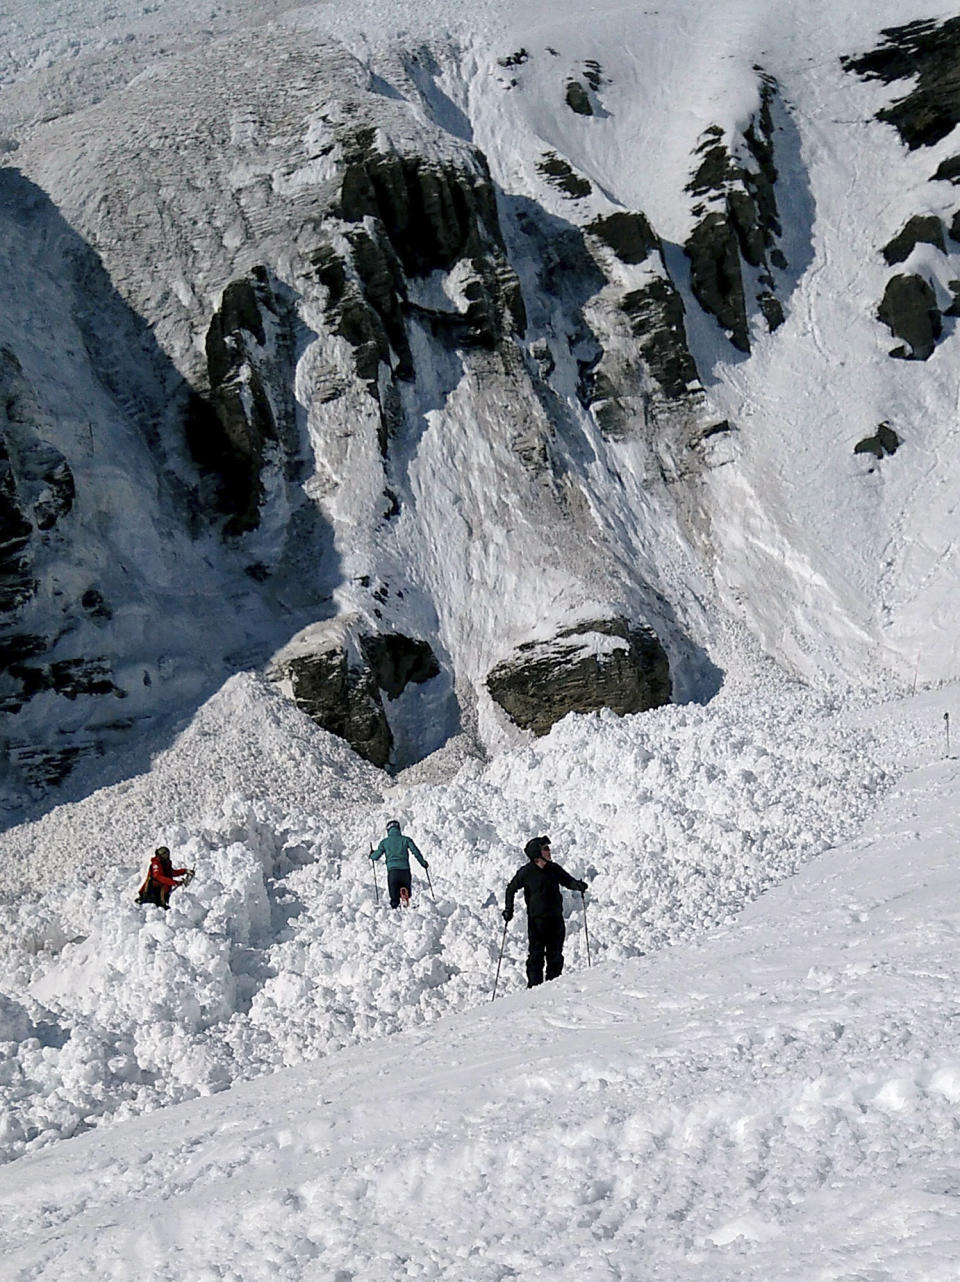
[576,880,588,893]
[423,861,429,869]
[502,909,512,923]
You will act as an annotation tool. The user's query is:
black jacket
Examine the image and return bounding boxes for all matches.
[505,861,581,919]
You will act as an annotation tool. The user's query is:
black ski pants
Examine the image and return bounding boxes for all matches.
[387,867,412,909]
[526,913,565,987]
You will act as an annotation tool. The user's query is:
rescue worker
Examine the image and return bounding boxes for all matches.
[136,846,192,910]
[503,835,587,986]
[370,819,429,908]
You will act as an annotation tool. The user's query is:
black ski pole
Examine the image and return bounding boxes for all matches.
[581,890,592,968]
[370,846,379,905]
[492,917,508,1002]
[426,866,436,903]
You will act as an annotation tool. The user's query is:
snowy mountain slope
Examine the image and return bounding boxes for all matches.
[5,8,960,1273]
[0,668,917,1165]
[3,0,960,805]
[2,683,959,1280]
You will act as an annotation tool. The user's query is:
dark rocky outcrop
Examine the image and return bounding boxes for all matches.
[283,645,393,768]
[583,61,603,93]
[683,76,786,353]
[537,152,592,200]
[185,268,298,536]
[565,81,593,116]
[578,213,702,436]
[619,279,700,404]
[0,656,124,715]
[0,348,75,616]
[338,133,504,277]
[842,17,960,150]
[589,212,659,265]
[277,628,443,768]
[934,155,960,184]
[877,273,942,359]
[854,422,901,458]
[486,618,671,737]
[685,211,752,352]
[882,215,946,264]
[310,132,526,451]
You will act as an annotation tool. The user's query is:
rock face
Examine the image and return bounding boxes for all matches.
[0,349,74,618]
[0,348,125,756]
[0,27,743,799]
[309,132,527,456]
[486,619,671,737]
[187,269,299,536]
[585,212,701,422]
[683,75,787,353]
[841,17,960,150]
[843,19,960,366]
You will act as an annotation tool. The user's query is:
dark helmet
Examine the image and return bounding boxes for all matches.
[524,836,544,861]
[386,819,401,833]
[155,845,170,858]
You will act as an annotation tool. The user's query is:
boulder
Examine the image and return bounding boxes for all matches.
[882,215,946,264]
[274,624,444,768]
[282,644,393,769]
[486,618,671,737]
[878,273,943,359]
[854,422,902,459]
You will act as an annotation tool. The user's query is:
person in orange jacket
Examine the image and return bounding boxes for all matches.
[136,846,193,909]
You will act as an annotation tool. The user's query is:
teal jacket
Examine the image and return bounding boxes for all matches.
[371,829,427,872]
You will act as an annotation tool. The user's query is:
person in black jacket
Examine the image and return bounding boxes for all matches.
[503,835,588,987]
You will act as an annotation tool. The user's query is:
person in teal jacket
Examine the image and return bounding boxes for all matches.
[370,819,429,907]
